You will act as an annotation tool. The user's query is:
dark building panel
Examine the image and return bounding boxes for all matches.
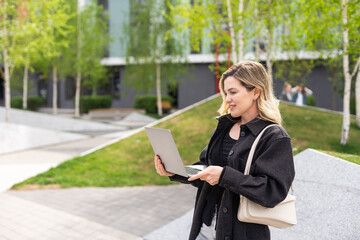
[273,64,343,112]
[177,64,216,109]
[111,66,139,108]
[306,65,343,111]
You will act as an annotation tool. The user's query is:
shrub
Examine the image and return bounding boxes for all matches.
[11,97,22,109]
[79,95,113,113]
[11,96,45,111]
[306,95,316,107]
[350,96,355,115]
[134,95,174,114]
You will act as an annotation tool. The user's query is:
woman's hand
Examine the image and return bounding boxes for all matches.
[188,166,223,186]
[154,155,175,177]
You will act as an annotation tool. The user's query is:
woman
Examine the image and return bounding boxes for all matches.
[279,82,292,102]
[154,61,295,240]
[292,84,313,106]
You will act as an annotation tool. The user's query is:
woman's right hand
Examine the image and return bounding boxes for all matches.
[154,155,175,177]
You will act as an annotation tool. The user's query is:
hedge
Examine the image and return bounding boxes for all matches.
[79,95,113,114]
[11,96,45,111]
[134,95,174,114]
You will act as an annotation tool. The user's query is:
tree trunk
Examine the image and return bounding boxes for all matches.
[266,0,273,81]
[254,3,260,62]
[350,56,360,127]
[156,63,163,116]
[340,0,350,145]
[226,0,237,64]
[4,46,11,123]
[52,65,58,115]
[356,65,360,127]
[238,0,244,62]
[23,64,29,109]
[3,4,11,122]
[75,2,81,117]
[75,71,81,117]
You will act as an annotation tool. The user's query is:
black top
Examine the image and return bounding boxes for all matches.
[169,116,295,240]
[221,131,237,165]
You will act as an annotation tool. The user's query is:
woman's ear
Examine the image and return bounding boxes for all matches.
[253,88,261,101]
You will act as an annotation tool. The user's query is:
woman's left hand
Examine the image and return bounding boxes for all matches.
[188,166,223,186]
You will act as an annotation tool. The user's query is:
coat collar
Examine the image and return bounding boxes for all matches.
[217,114,272,136]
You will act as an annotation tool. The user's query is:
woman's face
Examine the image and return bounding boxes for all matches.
[224,76,258,118]
[286,84,291,92]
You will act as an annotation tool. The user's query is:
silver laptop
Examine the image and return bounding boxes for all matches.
[145,127,206,177]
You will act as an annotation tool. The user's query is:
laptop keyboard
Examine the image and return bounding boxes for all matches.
[185,166,202,175]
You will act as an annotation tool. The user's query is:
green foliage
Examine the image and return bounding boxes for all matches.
[123,0,188,93]
[37,0,75,67]
[134,95,174,114]
[11,96,44,111]
[79,95,113,114]
[12,97,360,189]
[275,59,315,86]
[10,97,22,109]
[62,0,110,94]
[306,95,316,107]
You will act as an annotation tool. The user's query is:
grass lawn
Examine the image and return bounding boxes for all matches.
[13,97,360,189]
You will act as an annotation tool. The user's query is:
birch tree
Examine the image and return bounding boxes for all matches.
[348,1,360,127]
[301,0,359,144]
[62,0,109,117]
[39,0,74,115]
[340,0,360,143]
[124,0,187,116]
[226,0,237,63]
[341,0,351,145]
[0,1,18,122]
[11,0,43,110]
[237,0,244,62]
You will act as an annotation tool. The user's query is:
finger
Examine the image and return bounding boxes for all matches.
[158,160,169,176]
[154,155,160,168]
[188,171,204,181]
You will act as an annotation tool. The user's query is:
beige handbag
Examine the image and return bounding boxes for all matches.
[237,124,297,229]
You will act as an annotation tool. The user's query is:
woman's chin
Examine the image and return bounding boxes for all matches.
[230,112,241,118]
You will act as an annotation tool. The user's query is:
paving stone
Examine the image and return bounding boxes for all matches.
[0,194,141,240]
[8,184,197,237]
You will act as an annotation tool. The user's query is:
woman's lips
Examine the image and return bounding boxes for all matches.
[229,105,235,111]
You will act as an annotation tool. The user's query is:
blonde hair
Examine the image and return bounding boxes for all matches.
[218,61,282,126]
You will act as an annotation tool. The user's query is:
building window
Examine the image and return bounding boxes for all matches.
[112,69,121,99]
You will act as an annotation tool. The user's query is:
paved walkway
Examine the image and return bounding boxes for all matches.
[6,185,196,238]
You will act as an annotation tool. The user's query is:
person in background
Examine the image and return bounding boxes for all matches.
[279,82,292,102]
[292,84,313,106]
[154,61,295,240]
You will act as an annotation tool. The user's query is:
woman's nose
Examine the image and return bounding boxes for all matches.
[225,94,231,103]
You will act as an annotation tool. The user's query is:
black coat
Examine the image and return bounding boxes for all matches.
[170,115,295,240]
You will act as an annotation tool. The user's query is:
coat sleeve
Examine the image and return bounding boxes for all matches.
[218,137,295,208]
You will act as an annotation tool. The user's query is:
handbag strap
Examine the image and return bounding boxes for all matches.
[244,124,277,175]
[243,123,294,193]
